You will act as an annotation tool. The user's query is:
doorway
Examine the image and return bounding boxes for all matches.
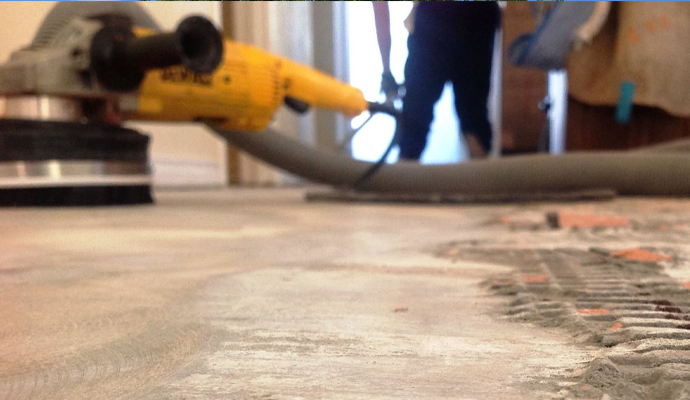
[345,2,465,164]
[344,1,502,164]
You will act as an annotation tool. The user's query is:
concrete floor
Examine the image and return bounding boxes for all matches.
[2,188,689,399]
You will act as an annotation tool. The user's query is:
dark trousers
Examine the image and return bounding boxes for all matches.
[399,4,498,160]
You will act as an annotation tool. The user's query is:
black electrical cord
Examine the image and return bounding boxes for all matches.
[350,102,402,189]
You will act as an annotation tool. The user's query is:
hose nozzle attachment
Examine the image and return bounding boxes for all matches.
[368,101,400,118]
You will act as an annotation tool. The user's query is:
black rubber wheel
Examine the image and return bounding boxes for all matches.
[0,119,153,206]
[0,119,149,162]
[0,186,152,207]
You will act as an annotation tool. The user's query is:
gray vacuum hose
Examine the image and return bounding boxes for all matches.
[211,127,690,196]
[634,139,690,154]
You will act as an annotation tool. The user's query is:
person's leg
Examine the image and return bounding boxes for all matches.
[450,25,496,158]
[399,27,448,161]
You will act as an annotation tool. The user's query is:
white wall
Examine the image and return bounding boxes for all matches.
[0,2,227,188]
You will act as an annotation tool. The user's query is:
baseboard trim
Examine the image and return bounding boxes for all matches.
[152,157,227,188]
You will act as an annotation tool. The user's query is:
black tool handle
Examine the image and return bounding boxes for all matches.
[91,15,223,91]
[119,16,222,74]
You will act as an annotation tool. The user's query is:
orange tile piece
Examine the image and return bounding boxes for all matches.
[608,322,623,331]
[646,19,657,32]
[556,212,631,228]
[660,14,671,28]
[522,275,549,284]
[683,282,690,290]
[627,27,641,44]
[447,247,460,256]
[577,308,610,315]
[610,248,672,263]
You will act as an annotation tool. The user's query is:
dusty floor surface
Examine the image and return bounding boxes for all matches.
[1,188,689,399]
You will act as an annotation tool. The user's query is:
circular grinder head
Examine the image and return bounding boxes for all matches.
[0,119,153,206]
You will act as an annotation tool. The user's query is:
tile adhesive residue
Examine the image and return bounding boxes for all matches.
[436,210,690,400]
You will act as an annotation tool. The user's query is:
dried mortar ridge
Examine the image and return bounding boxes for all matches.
[436,244,690,400]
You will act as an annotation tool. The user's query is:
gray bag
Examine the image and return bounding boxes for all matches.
[508,2,597,71]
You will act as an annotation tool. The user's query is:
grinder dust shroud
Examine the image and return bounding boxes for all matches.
[0,2,222,206]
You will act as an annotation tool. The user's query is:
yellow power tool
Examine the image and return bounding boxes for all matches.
[134,37,369,131]
[0,3,389,206]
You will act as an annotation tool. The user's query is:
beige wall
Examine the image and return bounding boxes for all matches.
[0,2,55,63]
[0,2,227,187]
[0,1,57,115]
